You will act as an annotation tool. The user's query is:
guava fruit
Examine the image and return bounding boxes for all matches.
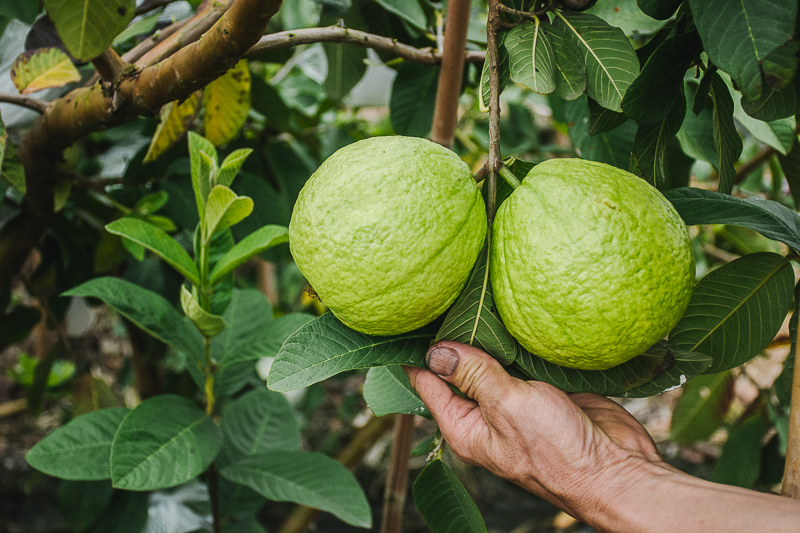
[290,136,487,336]
[491,158,694,370]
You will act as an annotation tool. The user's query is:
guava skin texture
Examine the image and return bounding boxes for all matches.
[290,136,487,336]
[491,158,695,370]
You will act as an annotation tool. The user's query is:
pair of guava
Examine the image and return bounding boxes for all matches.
[289,136,694,370]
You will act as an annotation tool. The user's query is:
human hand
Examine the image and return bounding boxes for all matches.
[404,341,673,524]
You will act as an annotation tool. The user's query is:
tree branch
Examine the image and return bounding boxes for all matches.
[486,0,503,228]
[92,49,131,84]
[0,92,48,114]
[430,0,473,148]
[248,26,485,65]
[0,0,282,289]
[380,414,416,533]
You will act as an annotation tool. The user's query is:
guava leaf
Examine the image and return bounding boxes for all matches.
[413,460,487,533]
[43,0,135,61]
[203,185,254,242]
[26,408,130,480]
[709,72,742,194]
[363,365,431,419]
[629,88,686,190]
[740,79,798,122]
[712,409,768,488]
[669,252,795,375]
[105,217,199,285]
[209,225,288,286]
[637,0,681,20]
[779,280,800,400]
[546,20,586,101]
[554,11,639,112]
[435,242,518,365]
[204,59,251,147]
[506,20,556,95]
[180,285,226,338]
[588,97,626,136]
[188,132,217,220]
[688,0,796,101]
[391,61,439,137]
[143,92,201,163]
[220,452,371,528]
[268,312,436,392]
[217,148,253,187]
[513,339,710,397]
[665,187,800,253]
[10,47,81,94]
[669,371,734,445]
[110,395,222,491]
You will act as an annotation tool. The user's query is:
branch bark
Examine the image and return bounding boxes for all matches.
[0,0,281,289]
[248,26,485,65]
[380,413,416,533]
[0,92,48,114]
[92,49,130,83]
[430,0,473,148]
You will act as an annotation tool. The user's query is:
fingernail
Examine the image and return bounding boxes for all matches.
[426,346,459,377]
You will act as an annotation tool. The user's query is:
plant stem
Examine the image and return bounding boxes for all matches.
[486,0,503,227]
[207,462,222,533]
[430,0,473,148]
[783,279,800,498]
[380,414,416,533]
[0,92,48,113]
[203,337,215,416]
[499,165,521,189]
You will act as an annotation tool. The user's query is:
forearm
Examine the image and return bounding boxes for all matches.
[589,460,800,533]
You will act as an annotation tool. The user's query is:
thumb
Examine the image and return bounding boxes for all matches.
[424,340,521,406]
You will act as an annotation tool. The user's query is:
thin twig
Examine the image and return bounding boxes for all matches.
[248,26,485,65]
[497,3,553,19]
[92,49,131,84]
[0,92,48,114]
[783,281,800,498]
[208,463,222,533]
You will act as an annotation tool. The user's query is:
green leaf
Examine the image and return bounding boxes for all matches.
[218,148,253,187]
[43,0,135,61]
[665,187,800,252]
[323,41,367,99]
[669,252,795,374]
[188,132,217,220]
[58,480,114,533]
[554,11,640,112]
[268,312,436,392]
[180,285,226,338]
[203,185,254,242]
[729,72,795,156]
[620,349,714,398]
[221,452,371,528]
[670,371,734,444]
[63,277,204,363]
[0,1,42,23]
[506,20,556,95]
[144,92,202,164]
[514,340,710,397]
[554,95,636,169]
[373,0,426,31]
[26,408,130,480]
[763,40,800,91]
[778,142,800,211]
[218,389,300,467]
[780,281,800,400]
[435,242,517,365]
[86,491,149,533]
[588,97,627,136]
[629,88,686,190]
[621,31,703,124]
[546,20,586,101]
[480,31,510,111]
[677,81,719,167]
[113,8,161,44]
[391,61,439,137]
[709,72,742,194]
[688,0,796,101]
[741,79,798,122]
[110,395,222,491]
[105,217,199,285]
[712,409,767,488]
[363,365,431,419]
[10,47,81,93]
[204,60,251,146]
[211,289,313,368]
[413,459,487,533]
[210,225,289,285]
[637,0,682,20]
[134,191,168,215]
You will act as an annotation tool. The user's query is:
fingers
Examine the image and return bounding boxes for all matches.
[423,341,524,407]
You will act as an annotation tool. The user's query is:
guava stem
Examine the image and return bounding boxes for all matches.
[499,165,521,189]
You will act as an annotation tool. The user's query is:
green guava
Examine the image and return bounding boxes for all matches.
[290,136,487,336]
[491,158,694,370]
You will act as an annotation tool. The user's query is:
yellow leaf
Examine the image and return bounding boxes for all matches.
[203,60,251,146]
[10,48,81,94]
[143,92,202,163]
